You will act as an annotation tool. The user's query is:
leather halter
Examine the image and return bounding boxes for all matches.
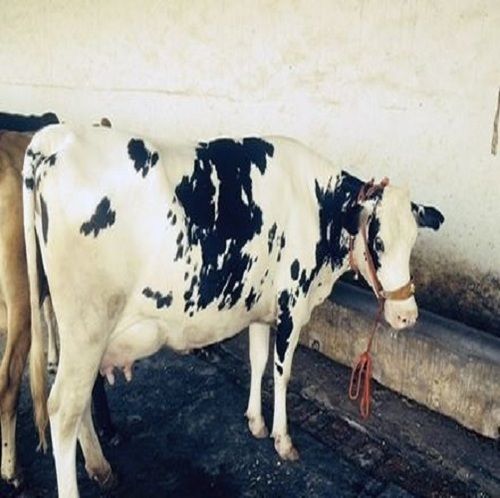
[348,178,415,304]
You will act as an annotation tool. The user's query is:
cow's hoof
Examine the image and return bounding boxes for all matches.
[2,471,23,489]
[247,415,269,439]
[88,466,118,490]
[273,434,300,461]
[100,471,118,491]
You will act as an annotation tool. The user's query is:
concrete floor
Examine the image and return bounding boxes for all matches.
[0,331,498,497]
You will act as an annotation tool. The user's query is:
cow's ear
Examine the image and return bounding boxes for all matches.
[411,202,444,230]
[343,204,363,235]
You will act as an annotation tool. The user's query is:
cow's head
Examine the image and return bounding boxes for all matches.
[346,183,444,330]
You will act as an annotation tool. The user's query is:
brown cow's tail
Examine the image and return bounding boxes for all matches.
[23,135,48,451]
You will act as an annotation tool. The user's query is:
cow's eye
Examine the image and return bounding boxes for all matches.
[374,236,384,252]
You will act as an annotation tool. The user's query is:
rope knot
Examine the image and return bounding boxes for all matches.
[348,350,373,419]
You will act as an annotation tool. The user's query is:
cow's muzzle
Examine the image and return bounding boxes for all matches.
[382,281,419,330]
[384,296,418,330]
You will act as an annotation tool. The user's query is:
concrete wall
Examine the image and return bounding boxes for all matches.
[1,1,499,332]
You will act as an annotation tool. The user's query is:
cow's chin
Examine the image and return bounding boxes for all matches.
[383,297,418,330]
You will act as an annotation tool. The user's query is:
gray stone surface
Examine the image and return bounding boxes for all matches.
[302,283,500,439]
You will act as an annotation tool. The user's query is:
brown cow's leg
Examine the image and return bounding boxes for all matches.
[0,167,30,486]
[0,310,30,485]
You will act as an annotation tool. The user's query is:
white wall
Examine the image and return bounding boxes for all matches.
[1,0,499,328]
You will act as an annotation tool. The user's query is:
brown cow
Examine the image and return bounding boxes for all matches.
[0,129,35,485]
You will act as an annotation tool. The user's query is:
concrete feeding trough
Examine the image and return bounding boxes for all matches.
[301,282,500,439]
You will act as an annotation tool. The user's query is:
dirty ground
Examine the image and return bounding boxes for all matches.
[0,331,498,498]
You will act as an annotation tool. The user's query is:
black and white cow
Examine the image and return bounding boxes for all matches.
[23,124,443,497]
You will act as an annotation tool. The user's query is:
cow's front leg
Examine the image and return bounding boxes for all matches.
[271,309,301,461]
[245,323,270,438]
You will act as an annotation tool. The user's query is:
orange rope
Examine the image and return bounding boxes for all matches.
[348,299,384,419]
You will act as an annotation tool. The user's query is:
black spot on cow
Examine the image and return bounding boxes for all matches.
[25,148,49,189]
[367,216,381,270]
[184,272,189,281]
[174,231,185,261]
[128,138,159,178]
[290,171,368,296]
[40,194,49,245]
[45,153,57,166]
[245,287,258,311]
[276,233,286,262]
[175,245,183,261]
[183,274,199,312]
[276,363,283,375]
[171,214,177,225]
[268,223,277,253]
[298,269,312,293]
[167,210,173,219]
[276,290,294,366]
[142,287,173,309]
[24,177,34,190]
[80,197,116,237]
[175,137,274,312]
[290,259,300,280]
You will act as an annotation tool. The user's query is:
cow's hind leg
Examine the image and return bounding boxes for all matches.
[271,314,302,461]
[0,299,30,485]
[78,401,116,489]
[245,323,270,438]
[91,374,119,444]
[49,340,106,498]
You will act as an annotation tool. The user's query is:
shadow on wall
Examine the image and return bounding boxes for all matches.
[341,251,500,338]
[411,252,500,338]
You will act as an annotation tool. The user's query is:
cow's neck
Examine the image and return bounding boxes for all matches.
[314,170,364,274]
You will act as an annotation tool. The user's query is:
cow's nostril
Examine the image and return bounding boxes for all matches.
[397,315,408,324]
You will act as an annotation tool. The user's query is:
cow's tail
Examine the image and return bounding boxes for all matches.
[23,135,49,452]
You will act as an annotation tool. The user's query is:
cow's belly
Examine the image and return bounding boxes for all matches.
[101,303,268,378]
